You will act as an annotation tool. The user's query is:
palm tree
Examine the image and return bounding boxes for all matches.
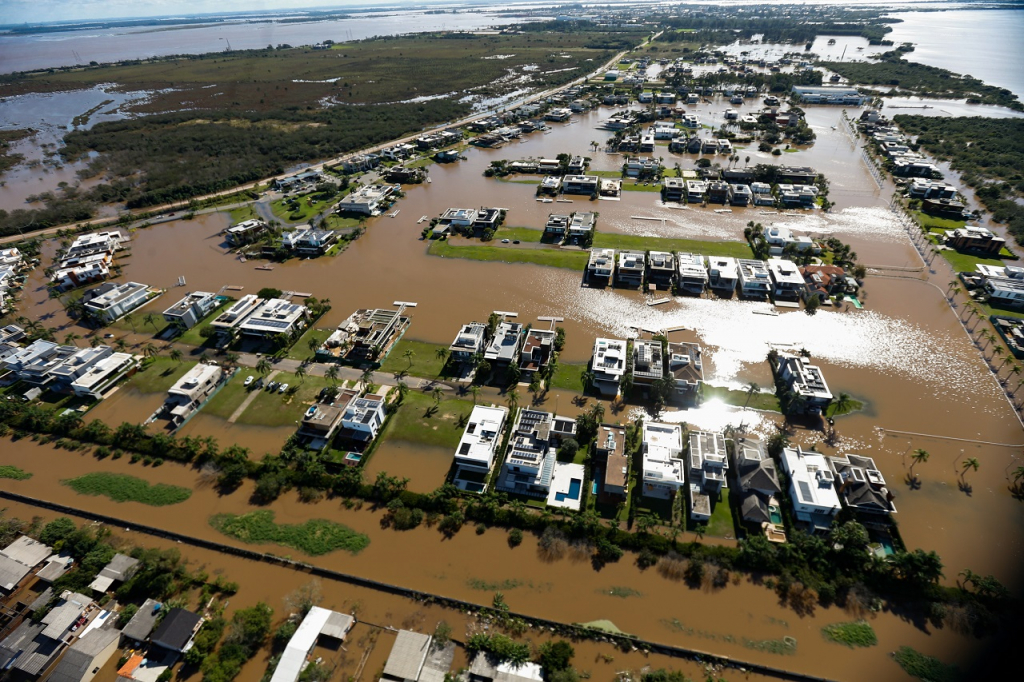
[469,385,481,405]
[123,313,137,333]
[947,279,958,292]
[63,332,81,347]
[435,347,450,365]
[1009,364,1023,392]
[142,343,158,358]
[143,313,158,330]
[1010,466,1024,489]
[832,392,853,417]
[325,365,339,386]
[360,367,374,387]
[114,337,128,352]
[307,336,320,353]
[581,369,595,392]
[909,448,929,480]
[431,385,444,406]
[295,365,307,384]
[170,348,183,363]
[89,336,103,348]
[256,357,272,377]
[506,388,520,413]
[960,457,980,486]
[403,349,414,369]
[742,382,759,409]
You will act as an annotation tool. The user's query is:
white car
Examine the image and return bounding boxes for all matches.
[278,383,289,393]
[501,239,510,243]
[244,376,254,386]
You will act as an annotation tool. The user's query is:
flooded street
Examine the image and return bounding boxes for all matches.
[2,62,1023,680]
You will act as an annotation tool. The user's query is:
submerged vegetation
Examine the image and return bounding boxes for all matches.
[824,52,1022,110]
[62,472,192,506]
[821,620,878,648]
[892,646,960,682]
[0,465,32,480]
[209,509,370,556]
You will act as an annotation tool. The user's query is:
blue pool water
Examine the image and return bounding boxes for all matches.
[555,478,582,502]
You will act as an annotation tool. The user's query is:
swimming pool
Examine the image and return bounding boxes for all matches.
[555,478,582,502]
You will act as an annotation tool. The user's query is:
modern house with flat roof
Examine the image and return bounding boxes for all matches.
[543,214,570,238]
[676,252,708,295]
[518,328,555,378]
[82,281,151,324]
[780,446,842,532]
[163,291,219,330]
[616,250,645,288]
[496,409,558,499]
[341,394,388,441]
[587,249,615,283]
[68,351,137,399]
[686,180,707,203]
[297,402,348,450]
[269,607,354,682]
[775,353,833,414]
[223,219,267,246]
[562,175,598,195]
[568,212,595,241]
[667,342,703,397]
[595,425,628,504]
[449,322,487,364]
[591,338,627,397]
[209,295,263,339]
[335,184,397,215]
[483,321,522,367]
[738,259,772,299]
[707,257,739,292]
[539,176,562,195]
[641,422,685,500]
[767,258,806,300]
[320,308,410,363]
[648,251,675,287]
[237,298,310,340]
[282,227,339,256]
[631,339,664,389]
[828,454,897,516]
[161,364,223,426]
[687,431,728,521]
[452,405,508,493]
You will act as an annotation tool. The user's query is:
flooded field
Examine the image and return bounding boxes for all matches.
[2,85,1023,680]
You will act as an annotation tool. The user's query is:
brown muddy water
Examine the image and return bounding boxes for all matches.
[3,100,1023,679]
[0,500,765,682]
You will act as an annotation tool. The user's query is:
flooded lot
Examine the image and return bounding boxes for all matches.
[3,94,1023,679]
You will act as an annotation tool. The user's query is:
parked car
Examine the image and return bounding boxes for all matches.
[244,376,254,386]
[267,381,278,392]
[278,383,289,393]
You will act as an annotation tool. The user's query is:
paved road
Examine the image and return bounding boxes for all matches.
[0,49,629,246]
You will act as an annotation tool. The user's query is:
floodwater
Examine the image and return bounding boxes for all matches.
[886,8,1024,100]
[3,76,1024,679]
[0,10,542,75]
[0,449,1008,682]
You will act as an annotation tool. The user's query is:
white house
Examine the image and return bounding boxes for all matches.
[496,408,558,498]
[687,430,728,520]
[341,393,388,441]
[82,281,151,324]
[270,607,354,682]
[737,259,771,298]
[780,446,841,532]
[336,184,397,215]
[69,352,138,399]
[452,405,508,493]
[676,252,708,295]
[707,256,739,292]
[163,292,219,330]
[237,298,310,339]
[767,258,806,299]
[641,422,685,500]
[776,353,833,414]
[162,363,223,426]
[587,249,616,282]
[591,337,626,397]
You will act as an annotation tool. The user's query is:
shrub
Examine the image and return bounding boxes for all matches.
[508,528,524,548]
[822,621,877,648]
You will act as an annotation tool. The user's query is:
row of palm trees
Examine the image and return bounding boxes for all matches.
[947,280,1024,405]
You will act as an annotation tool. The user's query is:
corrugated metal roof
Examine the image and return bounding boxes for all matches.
[1,536,52,568]
[47,629,119,682]
[383,630,430,682]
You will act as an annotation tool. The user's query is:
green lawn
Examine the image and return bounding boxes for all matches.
[235,372,332,428]
[125,358,197,394]
[591,233,753,259]
[209,510,369,556]
[622,182,662,192]
[377,339,453,379]
[702,386,780,412]
[200,372,255,421]
[407,156,435,169]
[914,211,966,232]
[177,301,233,347]
[227,205,260,224]
[286,327,332,361]
[383,391,477,450]
[936,246,1005,274]
[428,239,590,271]
[589,170,623,178]
[321,214,364,230]
[549,362,587,393]
[684,489,737,538]
[271,194,335,223]
[63,472,192,506]
[494,227,543,243]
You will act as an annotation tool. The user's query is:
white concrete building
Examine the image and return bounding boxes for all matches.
[70,352,137,399]
[641,422,686,500]
[591,337,627,397]
[767,258,806,299]
[738,259,772,298]
[237,298,310,339]
[676,252,708,295]
[269,607,353,682]
[496,409,558,499]
[587,249,615,281]
[336,184,397,215]
[616,250,645,288]
[162,364,223,426]
[341,394,388,441]
[483,321,522,366]
[780,446,842,531]
[82,281,151,324]
[452,405,508,493]
[707,256,739,292]
[210,295,263,337]
[163,292,219,330]
[449,322,487,364]
[776,353,833,414]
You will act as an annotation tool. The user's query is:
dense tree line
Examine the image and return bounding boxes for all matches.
[894,115,1024,243]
